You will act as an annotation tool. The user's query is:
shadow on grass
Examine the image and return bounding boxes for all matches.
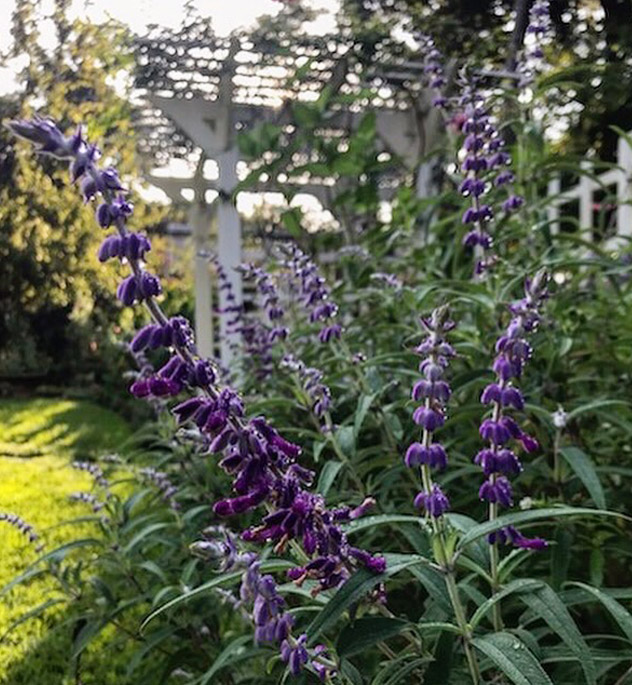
[0,399,132,458]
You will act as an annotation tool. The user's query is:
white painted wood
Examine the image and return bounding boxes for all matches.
[578,160,593,237]
[616,134,632,244]
[216,146,242,365]
[190,201,215,359]
[547,177,561,235]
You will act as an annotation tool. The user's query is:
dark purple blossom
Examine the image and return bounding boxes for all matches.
[281,244,343,344]
[475,271,549,548]
[404,306,455,517]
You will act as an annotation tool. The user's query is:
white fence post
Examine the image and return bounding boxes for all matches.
[547,176,561,235]
[578,160,593,238]
[617,134,632,243]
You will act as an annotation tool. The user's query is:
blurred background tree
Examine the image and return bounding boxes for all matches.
[0,0,169,406]
[338,0,632,159]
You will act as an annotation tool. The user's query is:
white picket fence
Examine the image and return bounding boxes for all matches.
[547,132,632,248]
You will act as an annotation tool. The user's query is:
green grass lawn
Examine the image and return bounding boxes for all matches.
[0,398,133,684]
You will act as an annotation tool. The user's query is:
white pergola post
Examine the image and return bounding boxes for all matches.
[190,201,214,360]
[216,146,242,365]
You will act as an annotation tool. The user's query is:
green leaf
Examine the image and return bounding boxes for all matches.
[354,393,377,437]
[124,522,172,554]
[317,460,343,498]
[520,584,596,685]
[559,447,606,509]
[197,635,260,684]
[38,538,104,564]
[423,631,455,684]
[457,507,626,549]
[140,560,293,633]
[343,513,424,535]
[472,632,553,685]
[470,579,544,629]
[126,626,178,676]
[567,399,628,421]
[334,425,356,456]
[0,566,47,598]
[568,582,632,643]
[1,598,67,640]
[337,616,410,657]
[305,553,429,644]
[550,527,573,591]
[409,566,452,613]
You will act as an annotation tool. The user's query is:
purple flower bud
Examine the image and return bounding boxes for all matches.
[503,195,525,213]
[97,235,121,262]
[479,476,513,507]
[96,203,113,227]
[193,360,216,387]
[81,176,98,202]
[481,383,502,405]
[138,272,162,299]
[172,397,205,423]
[130,324,155,352]
[414,484,450,517]
[405,442,428,467]
[520,433,539,453]
[129,379,150,398]
[100,167,124,191]
[479,419,510,445]
[412,406,445,432]
[502,386,525,410]
[117,275,138,306]
[318,323,342,343]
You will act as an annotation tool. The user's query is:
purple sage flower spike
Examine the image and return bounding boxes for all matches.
[8,117,384,678]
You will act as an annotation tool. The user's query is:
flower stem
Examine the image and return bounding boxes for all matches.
[420,459,480,684]
[488,499,503,632]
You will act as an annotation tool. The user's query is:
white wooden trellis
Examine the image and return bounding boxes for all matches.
[547,133,632,248]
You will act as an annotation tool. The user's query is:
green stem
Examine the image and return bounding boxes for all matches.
[419,459,480,685]
[553,428,562,484]
[488,499,503,632]
[443,571,481,684]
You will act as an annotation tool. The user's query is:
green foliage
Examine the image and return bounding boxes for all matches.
[0,2,166,398]
[5,5,632,684]
[0,398,132,684]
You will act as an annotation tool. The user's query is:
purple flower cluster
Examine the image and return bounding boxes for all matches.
[280,354,332,423]
[458,80,524,272]
[1,512,41,548]
[240,264,289,379]
[520,1,552,86]
[241,264,288,343]
[69,492,106,512]
[192,530,337,680]
[417,33,448,109]
[7,117,385,676]
[208,254,244,350]
[72,460,109,488]
[475,271,549,549]
[405,307,455,518]
[282,244,342,343]
[139,467,180,510]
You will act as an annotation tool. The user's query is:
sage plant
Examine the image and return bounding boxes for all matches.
[475,271,549,629]
[404,305,481,683]
[7,116,384,678]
